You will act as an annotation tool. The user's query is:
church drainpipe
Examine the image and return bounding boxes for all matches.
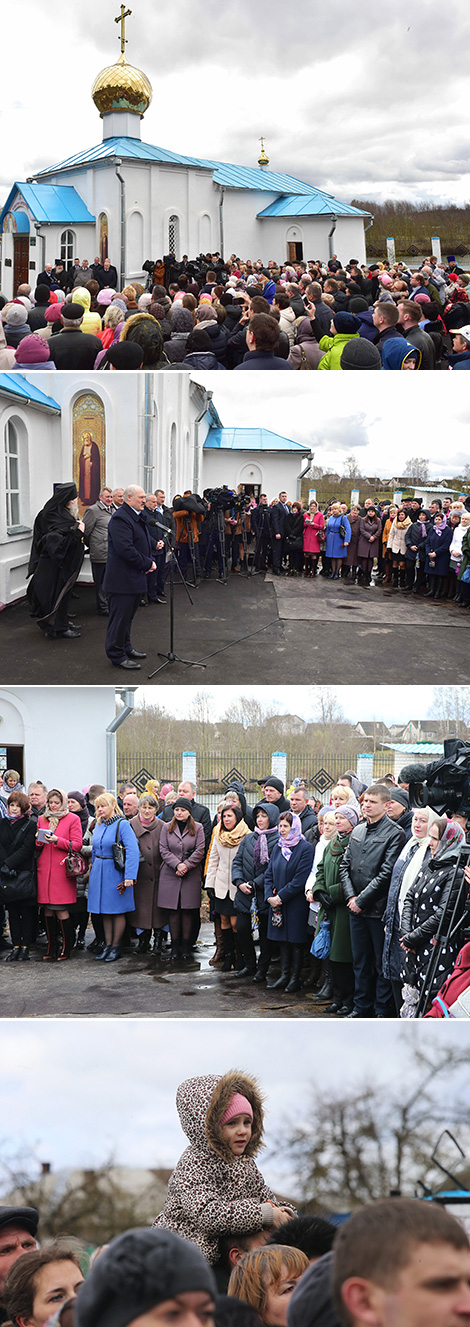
[328,217,337,260]
[143,373,154,492]
[219,185,225,257]
[106,688,136,790]
[114,159,126,288]
[193,396,212,493]
[364,216,374,261]
[296,451,315,502]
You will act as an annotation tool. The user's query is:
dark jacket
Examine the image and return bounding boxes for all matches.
[0,815,37,872]
[424,524,452,576]
[405,324,435,370]
[103,503,154,595]
[48,329,103,369]
[339,815,406,918]
[232,802,280,915]
[405,520,428,562]
[382,840,430,982]
[235,350,293,370]
[270,504,288,538]
[264,838,314,943]
[295,804,318,833]
[400,848,464,994]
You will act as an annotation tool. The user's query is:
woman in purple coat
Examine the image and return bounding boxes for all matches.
[264,812,314,994]
[357,509,382,585]
[158,797,205,960]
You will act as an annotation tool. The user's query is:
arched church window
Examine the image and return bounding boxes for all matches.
[60,229,75,265]
[168,215,179,258]
[99,213,109,263]
[72,394,106,519]
[4,420,21,529]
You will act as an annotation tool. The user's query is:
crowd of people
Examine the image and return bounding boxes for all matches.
[25,484,470,662]
[1,766,469,1018]
[1,1074,470,1327]
[2,250,470,370]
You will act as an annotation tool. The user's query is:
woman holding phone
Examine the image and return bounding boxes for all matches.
[36,789,83,962]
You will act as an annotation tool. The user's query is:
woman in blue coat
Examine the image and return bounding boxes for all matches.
[425,513,452,598]
[88,792,140,962]
[264,811,314,993]
[325,503,351,579]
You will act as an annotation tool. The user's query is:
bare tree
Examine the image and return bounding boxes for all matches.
[0,1151,168,1243]
[309,687,345,726]
[404,458,430,483]
[225,697,281,732]
[276,1046,470,1211]
[429,687,470,734]
[343,455,360,479]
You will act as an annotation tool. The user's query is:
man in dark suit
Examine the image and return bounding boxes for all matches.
[141,489,174,604]
[270,492,289,574]
[103,486,156,670]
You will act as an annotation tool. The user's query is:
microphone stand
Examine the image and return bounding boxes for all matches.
[147,518,206,677]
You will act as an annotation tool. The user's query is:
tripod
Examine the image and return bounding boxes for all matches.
[184,515,200,588]
[148,524,206,677]
[415,841,470,1016]
[202,507,228,584]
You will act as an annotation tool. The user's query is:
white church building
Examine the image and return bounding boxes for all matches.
[0,10,371,298]
[0,370,312,608]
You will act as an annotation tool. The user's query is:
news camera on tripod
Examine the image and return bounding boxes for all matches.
[172,492,208,586]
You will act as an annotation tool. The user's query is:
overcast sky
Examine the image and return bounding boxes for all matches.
[133,684,451,725]
[191,377,469,481]
[2,0,470,210]
[1,1021,463,1192]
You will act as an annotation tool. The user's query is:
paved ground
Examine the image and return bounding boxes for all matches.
[1,572,468,685]
[0,922,328,1019]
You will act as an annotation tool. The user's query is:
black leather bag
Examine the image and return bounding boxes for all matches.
[0,866,36,904]
[112,820,126,872]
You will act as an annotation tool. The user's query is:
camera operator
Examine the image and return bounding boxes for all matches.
[231,490,253,573]
[199,488,235,579]
[172,491,207,580]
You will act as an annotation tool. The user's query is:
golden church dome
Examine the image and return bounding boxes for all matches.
[92,52,152,118]
[258,137,269,167]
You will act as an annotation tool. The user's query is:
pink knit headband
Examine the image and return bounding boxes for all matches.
[221,1093,253,1125]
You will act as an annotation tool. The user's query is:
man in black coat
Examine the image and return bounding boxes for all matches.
[251,496,271,570]
[47,304,102,369]
[103,486,156,670]
[260,776,290,813]
[96,258,118,289]
[339,783,405,1018]
[290,787,317,834]
[270,494,289,574]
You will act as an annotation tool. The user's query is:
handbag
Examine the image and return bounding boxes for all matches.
[0,866,36,904]
[311,918,331,959]
[339,520,346,540]
[64,839,87,879]
[112,819,126,872]
[461,566,470,583]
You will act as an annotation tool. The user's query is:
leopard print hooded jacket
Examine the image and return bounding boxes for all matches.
[154,1071,293,1263]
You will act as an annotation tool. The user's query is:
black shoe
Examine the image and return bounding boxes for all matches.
[135,932,151,954]
[235,964,257,979]
[157,596,167,604]
[337,1004,353,1016]
[348,1008,374,1018]
[67,621,82,629]
[19,947,30,961]
[97,608,109,616]
[59,628,81,638]
[128,649,147,659]
[95,945,112,961]
[5,947,21,962]
[105,945,122,962]
[139,598,148,606]
[116,658,141,669]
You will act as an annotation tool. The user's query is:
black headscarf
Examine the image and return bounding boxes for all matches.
[27,483,78,576]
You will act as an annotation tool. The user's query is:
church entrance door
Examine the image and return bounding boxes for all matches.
[13,236,29,289]
[0,744,24,783]
[288,241,303,262]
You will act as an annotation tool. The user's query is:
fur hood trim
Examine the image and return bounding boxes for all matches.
[176,1071,265,1162]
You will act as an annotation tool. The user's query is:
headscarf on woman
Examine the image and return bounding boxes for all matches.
[252,801,280,868]
[43,789,69,831]
[279,812,303,860]
[432,818,465,860]
[397,806,441,913]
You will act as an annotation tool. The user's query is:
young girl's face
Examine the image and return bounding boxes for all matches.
[220,1112,252,1156]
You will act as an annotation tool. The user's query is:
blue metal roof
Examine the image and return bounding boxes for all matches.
[34,137,370,213]
[0,374,61,411]
[205,428,309,452]
[257,192,372,218]
[381,742,444,755]
[0,183,95,230]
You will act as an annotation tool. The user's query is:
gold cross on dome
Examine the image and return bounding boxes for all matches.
[115,5,132,54]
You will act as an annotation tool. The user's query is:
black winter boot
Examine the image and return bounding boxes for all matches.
[221,929,236,972]
[285,945,304,993]
[136,930,151,953]
[267,942,291,990]
[43,914,58,961]
[235,930,257,978]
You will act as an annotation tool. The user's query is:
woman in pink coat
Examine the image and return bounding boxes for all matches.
[36,788,83,962]
[303,501,325,577]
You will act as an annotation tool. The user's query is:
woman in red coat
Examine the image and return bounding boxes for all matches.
[36,788,83,962]
[303,501,325,577]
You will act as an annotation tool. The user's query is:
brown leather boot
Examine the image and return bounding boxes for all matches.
[208,918,225,966]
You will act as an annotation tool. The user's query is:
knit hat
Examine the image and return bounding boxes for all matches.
[45,304,63,322]
[262,776,284,795]
[6,304,27,326]
[34,284,51,303]
[387,786,409,809]
[340,339,381,370]
[334,804,359,827]
[67,790,86,808]
[74,1229,217,1327]
[173,797,193,813]
[15,335,51,364]
[332,311,359,334]
[97,288,115,307]
[160,784,173,798]
[105,342,144,369]
[220,1093,254,1125]
[348,296,369,313]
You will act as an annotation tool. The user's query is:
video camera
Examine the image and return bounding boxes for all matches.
[232,491,252,513]
[204,487,234,511]
[142,259,156,275]
[405,740,470,818]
